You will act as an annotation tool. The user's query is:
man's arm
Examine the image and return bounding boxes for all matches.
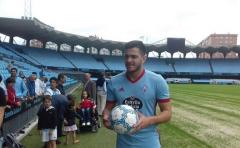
[132,101,172,133]
[102,101,116,129]
[21,80,28,97]
[92,81,96,102]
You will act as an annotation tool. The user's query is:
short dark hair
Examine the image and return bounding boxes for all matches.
[32,72,37,75]
[43,95,52,102]
[50,77,58,83]
[124,40,146,55]
[10,67,18,72]
[6,77,15,84]
[58,73,65,80]
[67,94,76,107]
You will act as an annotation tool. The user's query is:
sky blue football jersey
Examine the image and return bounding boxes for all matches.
[107,69,170,148]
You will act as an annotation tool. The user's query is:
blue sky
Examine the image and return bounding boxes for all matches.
[0,0,239,45]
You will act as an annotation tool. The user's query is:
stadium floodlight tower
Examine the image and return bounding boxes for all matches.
[24,0,32,19]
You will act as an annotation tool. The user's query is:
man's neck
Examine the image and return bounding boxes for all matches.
[51,87,57,91]
[126,67,144,81]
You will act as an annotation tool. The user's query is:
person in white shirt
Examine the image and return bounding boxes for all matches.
[35,75,47,96]
[96,72,107,116]
[45,77,61,96]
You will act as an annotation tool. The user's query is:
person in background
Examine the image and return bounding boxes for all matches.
[83,73,96,103]
[0,83,6,146]
[6,77,21,108]
[18,71,26,81]
[96,72,107,116]
[26,72,37,101]
[37,95,57,148]
[0,75,7,132]
[78,91,96,126]
[0,75,7,98]
[35,74,47,97]
[45,77,61,96]
[51,95,68,145]
[9,68,28,101]
[57,73,66,95]
[63,95,80,145]
[7,61,14,73]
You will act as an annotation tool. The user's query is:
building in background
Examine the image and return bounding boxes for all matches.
[198,34,238,59]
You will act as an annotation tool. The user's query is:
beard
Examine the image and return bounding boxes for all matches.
[125,63,143,74]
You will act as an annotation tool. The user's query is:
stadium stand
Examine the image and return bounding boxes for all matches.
[144,58,174,73]
[98,55,125,71]
[21,47,75,68]
[211,59,240,74]
[173,59,212,73]
[61,51,106,70]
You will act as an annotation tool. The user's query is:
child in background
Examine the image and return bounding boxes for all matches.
[78,91,96,126]
[63,95,80,145]
[37,95,57,148]
[6,77,21,108]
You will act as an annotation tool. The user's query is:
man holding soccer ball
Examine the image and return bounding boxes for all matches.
[103,40,172,148]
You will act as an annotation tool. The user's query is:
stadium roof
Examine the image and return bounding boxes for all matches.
[0,17,240,54]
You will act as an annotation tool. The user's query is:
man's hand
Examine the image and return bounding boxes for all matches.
[102,109,112,129]
[130,112,151,134]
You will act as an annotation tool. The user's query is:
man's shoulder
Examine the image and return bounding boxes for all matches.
[145,70,165,82]
[110,72,125,82]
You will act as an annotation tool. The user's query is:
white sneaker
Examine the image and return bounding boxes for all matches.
[86,122,91,126]
[82,122,86,126]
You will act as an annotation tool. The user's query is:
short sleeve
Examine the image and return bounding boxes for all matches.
[107,80,116,102]
[156,76,170,103]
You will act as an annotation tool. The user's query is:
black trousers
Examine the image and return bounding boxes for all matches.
[57,119,64,137]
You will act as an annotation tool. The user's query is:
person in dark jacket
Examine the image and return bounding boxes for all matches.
[57,73,66,95]
[26,72,37,101]
[63,95,80,144]
[0,76,7,129]
[51,94,68,144]
[37,95,58,148]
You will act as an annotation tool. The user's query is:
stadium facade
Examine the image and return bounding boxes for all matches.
[0,17,240,81]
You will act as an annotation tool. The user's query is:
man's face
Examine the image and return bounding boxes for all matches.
[84,74,90,81]
[124,47,146,73]
[61,76,66,84]
[31,74,37,81]
[10,69,17,77]
[51,80,58,89]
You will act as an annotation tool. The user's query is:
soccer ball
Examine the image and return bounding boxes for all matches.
[110,105,138,134]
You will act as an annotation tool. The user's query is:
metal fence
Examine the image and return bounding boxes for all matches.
[2,97,42,136]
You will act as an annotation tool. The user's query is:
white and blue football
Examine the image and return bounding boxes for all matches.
[110,105,138,134]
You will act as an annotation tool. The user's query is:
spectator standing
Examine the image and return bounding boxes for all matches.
[6,77,21,108]
[83,73,96,103]
[10,68,28,101]
[96,72,107,116]
[57,73,66,95]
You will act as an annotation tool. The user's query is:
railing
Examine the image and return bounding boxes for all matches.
[2,82,80,136]
[3,97,42,136]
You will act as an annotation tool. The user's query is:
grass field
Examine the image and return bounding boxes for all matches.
[21,84,240,148]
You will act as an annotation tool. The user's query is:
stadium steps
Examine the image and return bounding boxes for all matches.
[169,59,176,72]
[208,60,214,74]
[92,55,109,70]
[59,52,78,69]
[0,43,42,66]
